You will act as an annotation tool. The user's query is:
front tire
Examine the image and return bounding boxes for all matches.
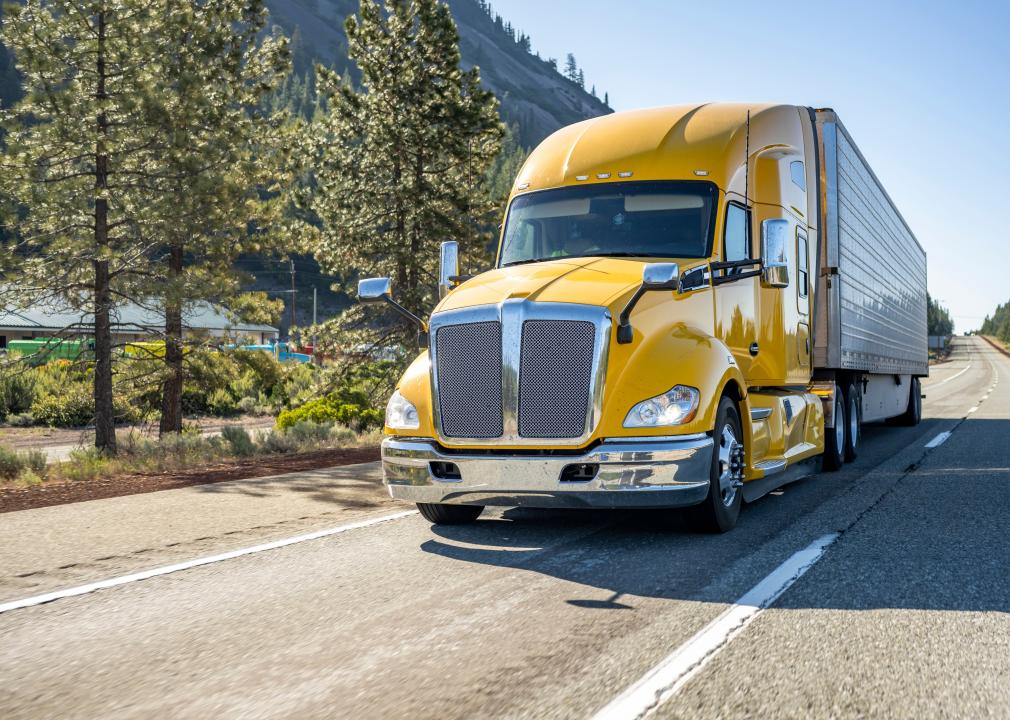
[692,396,744,533]
[416,503,484,525]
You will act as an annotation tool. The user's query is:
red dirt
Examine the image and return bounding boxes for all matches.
[0,447,380,514]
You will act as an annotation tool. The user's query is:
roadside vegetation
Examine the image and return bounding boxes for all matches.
[980,301,1010,347]
[0,420,382,488]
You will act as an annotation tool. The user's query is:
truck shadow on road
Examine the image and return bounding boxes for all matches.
[419,418,1010,614]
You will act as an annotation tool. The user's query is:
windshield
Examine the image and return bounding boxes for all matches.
[498,181,717,267]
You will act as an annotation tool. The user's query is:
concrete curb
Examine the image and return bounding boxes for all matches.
[981,334,1010,359]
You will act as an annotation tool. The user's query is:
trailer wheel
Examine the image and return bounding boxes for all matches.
[822,389,846,471]
[897,376,922,427]
[692,396,744,533]
[844,383,861,462]
[416,503,484,525]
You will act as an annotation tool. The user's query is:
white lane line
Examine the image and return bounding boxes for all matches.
[929,363,972,387]
[594,533,839,720]
[925,431,952,448]
[968,406,979,414]
[0,509,418,615]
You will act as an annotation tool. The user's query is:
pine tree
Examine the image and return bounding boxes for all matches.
[143,1,295,435]
[604,91,610,106]
[564,53,578,82]
[1,0,173,453]
[577,69,585,89]
[307,0,503,355]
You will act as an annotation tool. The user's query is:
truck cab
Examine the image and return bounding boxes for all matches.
[361,103,926,532]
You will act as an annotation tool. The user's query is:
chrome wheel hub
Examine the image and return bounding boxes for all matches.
[717,423,744,508]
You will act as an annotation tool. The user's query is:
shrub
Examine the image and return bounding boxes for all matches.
[276,391,383,432]
[62,448,111,482]
[6,412,35,427]
[257,428,300,454]
[221,426,256,457]
[18,469,44,486]
[31,384,94,427]
[285,420,332,447]
[0,445,25,480]
[0,364,37,417]
[207,388,239,417]
[22,449,47,476]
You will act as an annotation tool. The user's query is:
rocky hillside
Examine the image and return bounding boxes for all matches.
[265,0,611,145]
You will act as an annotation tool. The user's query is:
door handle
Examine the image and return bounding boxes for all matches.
[749,342,760,356]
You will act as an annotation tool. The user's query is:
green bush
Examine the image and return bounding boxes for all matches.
[285,420,332,447]
[0,364,37,417]
[276,382,383,432]
[22,449,47,476]
[257,428,300,454]
[31,383,94,427]
[0,445,25,480]
[221,426,256,456]
[207,388,239,417]
[6,412,35,427]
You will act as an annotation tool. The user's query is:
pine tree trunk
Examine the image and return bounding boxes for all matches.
[92,9,117,455]
[159,244,184,436]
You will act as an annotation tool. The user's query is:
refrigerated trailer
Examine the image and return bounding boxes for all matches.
[360,103,927,532]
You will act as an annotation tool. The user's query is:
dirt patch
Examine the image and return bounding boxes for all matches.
[0,447,380,514]
[982,335,1010,359]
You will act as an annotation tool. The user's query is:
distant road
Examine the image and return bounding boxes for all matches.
[1,336,1007,719]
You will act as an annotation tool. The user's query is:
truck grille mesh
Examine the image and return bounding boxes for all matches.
[517,320,595,438]
[435,321,503,438]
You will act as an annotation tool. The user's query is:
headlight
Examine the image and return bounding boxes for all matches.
[385,390,419,430]
[623,385,700,428]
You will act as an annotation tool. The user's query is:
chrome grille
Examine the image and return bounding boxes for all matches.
[435,321,503,438]
[517,320,595,438]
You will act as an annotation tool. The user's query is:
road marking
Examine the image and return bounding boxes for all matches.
[925,432,952,448]
[930,363,972,387]
[0,509,418,615]
[967,406,978,414]
[593,533,839,720]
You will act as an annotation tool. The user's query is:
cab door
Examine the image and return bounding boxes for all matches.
[795,227,812,372]
[714,201,760,378]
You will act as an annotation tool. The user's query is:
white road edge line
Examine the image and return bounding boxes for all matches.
[593,533,840,720]
[0,509,418,615]
[925,431,952,448]
[929,363,972,387]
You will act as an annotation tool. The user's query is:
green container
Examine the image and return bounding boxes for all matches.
[6,338,93,364]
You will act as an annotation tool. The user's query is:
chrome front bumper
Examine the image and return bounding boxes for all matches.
[381,434,714,509]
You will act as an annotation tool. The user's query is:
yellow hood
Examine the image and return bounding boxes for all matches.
[436,257,684,314]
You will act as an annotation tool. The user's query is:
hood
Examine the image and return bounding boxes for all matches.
[436,257,693,314]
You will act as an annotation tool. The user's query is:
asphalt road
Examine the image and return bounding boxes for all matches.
[1,335,1007,719]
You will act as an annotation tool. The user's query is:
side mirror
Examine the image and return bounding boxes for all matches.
[357,276,428,348]
[642,262,681,291]
[761,219,790,288]
[617,262,680,344]
[439,241,460,299]
[358,277,392,304]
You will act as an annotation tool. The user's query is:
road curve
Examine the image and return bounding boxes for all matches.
[0,336,1006,719]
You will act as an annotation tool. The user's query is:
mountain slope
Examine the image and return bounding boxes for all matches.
[264,0,611,145]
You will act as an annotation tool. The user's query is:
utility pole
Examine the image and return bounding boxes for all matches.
[289,258,297,345]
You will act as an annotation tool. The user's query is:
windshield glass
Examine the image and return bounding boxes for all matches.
[498,181,717,267]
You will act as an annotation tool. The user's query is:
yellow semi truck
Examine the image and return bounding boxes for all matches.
[359,103,927,531]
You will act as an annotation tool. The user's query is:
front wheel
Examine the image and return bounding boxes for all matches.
[416,503,484,525]
[691,396,744,533]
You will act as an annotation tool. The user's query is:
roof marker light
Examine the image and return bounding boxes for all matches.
[596,172,611,179]
[618,171,633,178]
[694,169,710,176]
[517,182,530,190]
[576,175,589,181]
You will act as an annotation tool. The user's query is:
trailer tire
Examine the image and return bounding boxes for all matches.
[822,390,846,472]
[416,503,484,525]
[897,376,922,427]
[844,382,861,462]
[692,396,744,533]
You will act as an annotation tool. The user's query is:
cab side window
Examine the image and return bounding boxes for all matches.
[724,203,750,269]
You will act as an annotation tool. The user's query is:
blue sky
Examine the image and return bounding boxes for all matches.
[490,0,1010,331]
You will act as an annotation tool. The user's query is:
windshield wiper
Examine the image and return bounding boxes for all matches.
[501,258,544,267]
